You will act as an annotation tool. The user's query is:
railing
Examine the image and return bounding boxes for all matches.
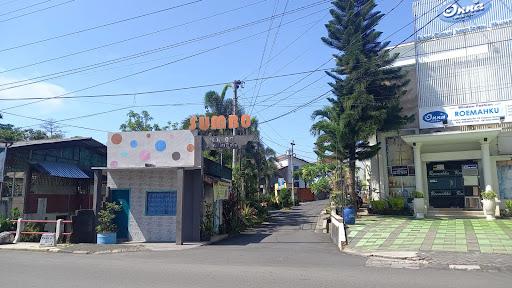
[10,219,72,243]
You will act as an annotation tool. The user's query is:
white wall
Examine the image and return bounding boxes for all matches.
[107,169,178,242]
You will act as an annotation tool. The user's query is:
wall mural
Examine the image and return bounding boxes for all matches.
[107,131,197,168]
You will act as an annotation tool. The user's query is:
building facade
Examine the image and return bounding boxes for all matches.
[0,138,106,220]
[369,0,512,215]
[101,130,231,243]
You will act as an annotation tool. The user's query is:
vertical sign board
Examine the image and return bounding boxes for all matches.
[213,182,230,201]
[0,148,6,183]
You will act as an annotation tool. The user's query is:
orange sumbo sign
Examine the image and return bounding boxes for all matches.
[189,114,252,131]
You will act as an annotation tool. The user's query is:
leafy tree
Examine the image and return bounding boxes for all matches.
[23,129,50,140]
[0,123,24,142]
[313,0,411,206]
[120,110,163,132]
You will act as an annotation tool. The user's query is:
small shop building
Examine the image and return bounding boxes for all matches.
[0,137,106,220]
[96,130,231,243]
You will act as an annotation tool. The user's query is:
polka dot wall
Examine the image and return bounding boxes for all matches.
[107,131,197,168]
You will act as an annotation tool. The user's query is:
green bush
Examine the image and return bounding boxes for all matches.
[240,203,257,228]
[370,200,387,214]
[200,202,214,241]
[481,191,497,200]
[0,208,21,233]
[278,188,293,208]
[20,222,44,242]
[96,202,122,233]
[412,191,424,198]
[506,199,512,211]
[388,197,406,211]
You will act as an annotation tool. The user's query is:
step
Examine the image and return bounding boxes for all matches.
[427,209,485,218]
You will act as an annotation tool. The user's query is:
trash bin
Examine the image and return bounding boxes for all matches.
[343,206,356,225]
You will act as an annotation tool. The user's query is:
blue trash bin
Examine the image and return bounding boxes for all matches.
[343,206,356,225]
[97,232,117,244]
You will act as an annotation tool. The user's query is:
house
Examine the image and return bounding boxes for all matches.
[0,137,106,220]
[366,0,512,217]
[275,154,310,189]
[95,130,231,244]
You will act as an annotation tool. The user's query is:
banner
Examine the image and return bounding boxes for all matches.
[0,148,6,183]
[419,100,512,129]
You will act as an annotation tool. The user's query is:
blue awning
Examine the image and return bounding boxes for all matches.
[35,162,90,179]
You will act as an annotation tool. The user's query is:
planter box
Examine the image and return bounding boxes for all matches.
[97,232,117,244]
[413,198,425,219]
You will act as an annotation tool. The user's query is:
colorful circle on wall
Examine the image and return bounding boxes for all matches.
[146,133,151,138]
[111,133,122,144]
[140,150,151,161]
[130,140,138,148]
[110,161,118,168]
[187,144,194,152]
[120,151,129,158]
[155,140,167,152]
[172,152,181,161]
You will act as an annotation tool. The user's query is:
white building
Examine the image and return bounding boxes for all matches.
[275,154,310,189]
[368,0,512,216]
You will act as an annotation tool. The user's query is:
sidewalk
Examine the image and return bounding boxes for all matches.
[0,234,228,254]
[343,215,512,271]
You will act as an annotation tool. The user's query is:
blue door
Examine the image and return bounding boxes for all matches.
[111,189,130,240]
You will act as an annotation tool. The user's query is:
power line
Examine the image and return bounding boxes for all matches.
[0,0,52,17]
[259,90,331,124]
[0,0,75,23]
[0,10,329,112]
[0,0,203,52]
[0,0,267,75]
[248,0,281,114]
[0,68,332,101]
[0,1,329,89]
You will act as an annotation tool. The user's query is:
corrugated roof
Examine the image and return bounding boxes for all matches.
[35,162,90,179]
[11,137,104,149]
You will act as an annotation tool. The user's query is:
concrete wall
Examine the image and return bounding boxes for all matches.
[107,169,178,242]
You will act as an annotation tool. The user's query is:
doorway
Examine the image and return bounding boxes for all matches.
[111,189,130,240]
[427,161,480,209]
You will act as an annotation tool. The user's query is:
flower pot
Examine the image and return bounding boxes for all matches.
[481,199,496,220]
[413,198,425,219]
[97,232,117,244]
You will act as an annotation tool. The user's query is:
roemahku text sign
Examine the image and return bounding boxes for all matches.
[202,135,257,150]
[420,100,512,129]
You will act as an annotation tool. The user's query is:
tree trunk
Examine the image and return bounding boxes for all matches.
[347,158,357,207]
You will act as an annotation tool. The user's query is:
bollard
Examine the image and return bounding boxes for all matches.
[13,218,23,244]
[55,219,63,242]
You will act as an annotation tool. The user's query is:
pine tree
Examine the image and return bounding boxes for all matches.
[312,0,411,206]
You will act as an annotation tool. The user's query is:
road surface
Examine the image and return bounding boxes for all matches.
[1,200,511,288]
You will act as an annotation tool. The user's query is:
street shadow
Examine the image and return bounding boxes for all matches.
[214,204,324,246]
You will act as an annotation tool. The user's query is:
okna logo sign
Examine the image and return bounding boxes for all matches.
[423,111,448,123]
[441,0,490,23]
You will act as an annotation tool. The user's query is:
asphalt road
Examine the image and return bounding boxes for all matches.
[1,200,511,288]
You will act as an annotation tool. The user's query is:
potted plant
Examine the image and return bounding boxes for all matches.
[96,201,122,244]
[412,191,426,219]
[481,190,498,220]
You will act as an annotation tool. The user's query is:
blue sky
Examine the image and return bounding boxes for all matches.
[0,0,414,161]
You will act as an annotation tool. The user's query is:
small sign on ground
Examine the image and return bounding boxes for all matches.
[39,233,56,247]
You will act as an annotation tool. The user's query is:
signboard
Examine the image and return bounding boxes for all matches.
[213,182,230,201]
[202,135,257,150]
[277,178,286,190]
[0,148,6,183]
[190,114,252,131]
[39,233,56,247]
[415,0,512,41]
[419,100,512,129]
[391,166,409,176]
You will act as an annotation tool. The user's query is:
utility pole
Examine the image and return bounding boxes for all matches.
[232,80,243,169]
[290,140,295,206]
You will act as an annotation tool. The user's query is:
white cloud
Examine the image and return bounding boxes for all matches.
[0,74,68,113]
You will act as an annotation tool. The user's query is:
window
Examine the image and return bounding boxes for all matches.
[146,191,177,216]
